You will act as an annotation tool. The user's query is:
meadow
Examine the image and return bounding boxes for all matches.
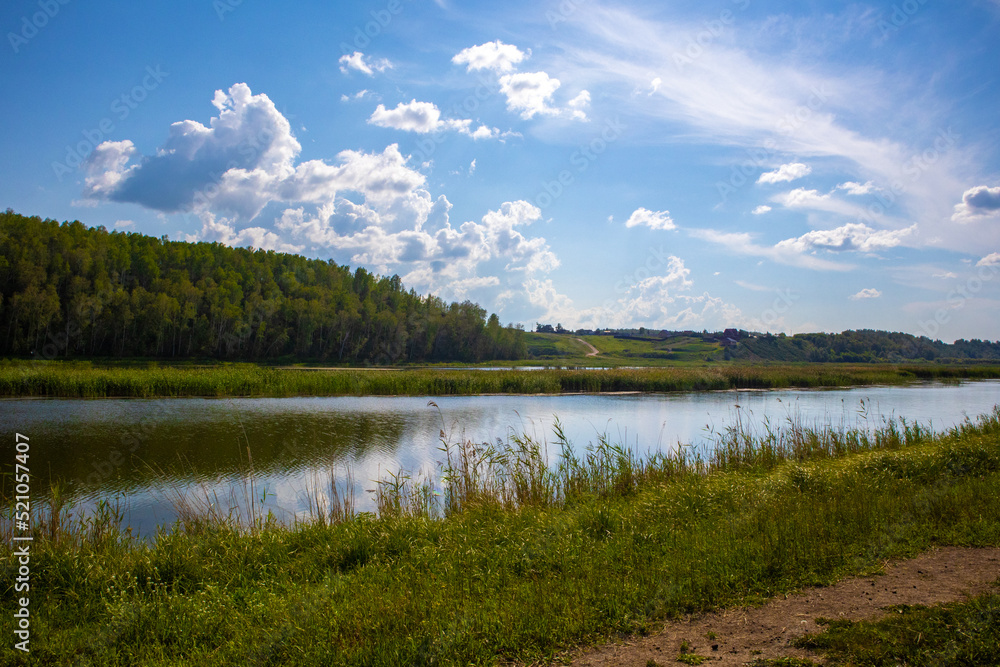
[2,406,1000,665]
[2,359,1000,398]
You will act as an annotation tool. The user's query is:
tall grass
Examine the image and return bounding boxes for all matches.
[2,359,1000,398]
[2,407,1000,666]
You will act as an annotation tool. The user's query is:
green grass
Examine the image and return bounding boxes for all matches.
[2,407,1000,665]
[2,359,999,398]
[794,591,1000,665]
[524,333,723,365]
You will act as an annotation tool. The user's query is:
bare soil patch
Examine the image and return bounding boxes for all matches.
[570,547,1000,666]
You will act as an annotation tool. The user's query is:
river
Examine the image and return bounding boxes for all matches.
[3,380,998,535]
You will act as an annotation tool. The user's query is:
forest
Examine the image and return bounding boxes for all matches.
[730,329,1000,363]
[0,210,526,363]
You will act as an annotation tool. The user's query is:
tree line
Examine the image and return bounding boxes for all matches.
[0,210,526,363]
[731,329,1000,363]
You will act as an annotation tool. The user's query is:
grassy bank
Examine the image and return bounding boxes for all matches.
[3,407,1000,665]
[792,590,1000,665]
[2,359,1000,398]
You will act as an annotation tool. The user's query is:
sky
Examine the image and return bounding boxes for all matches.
[2,0,999,342]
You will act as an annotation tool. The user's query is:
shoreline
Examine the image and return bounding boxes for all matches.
[3,361,1000,399]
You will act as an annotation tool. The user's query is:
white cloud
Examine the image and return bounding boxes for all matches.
[113,219,134,228]
[624,207,675,230]
[499,71,563,119]
[774,187,886,221]
[775,222,916,254]
[368,99,497,139]
[752,205,772,215]
[648,77,662,95]
[977,252,1000,267]
[340,89,373,102]
[837,180,877,195]
[83,83,302,219]
[77,82,560,306]
[758,162,811,185]
[558,6,975,253]
[338,51,392,76]
[850,288,882,300]
[452,41,529,73]
[523,256,751,331]
[932,271,958,279]
[952,185,1000,223]
[567,90,591,121]
[690,228,850,271]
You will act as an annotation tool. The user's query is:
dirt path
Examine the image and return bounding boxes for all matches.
[570,547,1000,666]
[576,338,601,357]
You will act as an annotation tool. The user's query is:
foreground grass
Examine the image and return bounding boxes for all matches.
[2,359,999,398]
[2,407,1000,665]
[793,590,1000,666]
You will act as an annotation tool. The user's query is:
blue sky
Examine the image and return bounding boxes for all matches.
[2,0,999,341]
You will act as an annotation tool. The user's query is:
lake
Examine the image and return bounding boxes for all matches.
[3,380,998,535]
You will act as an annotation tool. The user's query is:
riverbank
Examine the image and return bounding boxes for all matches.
[2,360,1000,398]
[2,407,999,665]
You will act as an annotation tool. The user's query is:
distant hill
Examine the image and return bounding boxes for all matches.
[0,210,525,363]
[728,330,1000,363]
[530,325,1000,365]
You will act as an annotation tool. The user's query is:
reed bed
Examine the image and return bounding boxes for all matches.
[2,359,999,398]
[2,407,1000,666]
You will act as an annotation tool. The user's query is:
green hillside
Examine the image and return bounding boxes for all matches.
[0,210,524,364]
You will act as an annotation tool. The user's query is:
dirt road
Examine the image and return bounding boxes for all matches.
[571,547,1000,666]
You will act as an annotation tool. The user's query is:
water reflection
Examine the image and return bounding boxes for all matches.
[3,381,998,535]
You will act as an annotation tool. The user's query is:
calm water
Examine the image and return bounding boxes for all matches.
[3,380,998,535]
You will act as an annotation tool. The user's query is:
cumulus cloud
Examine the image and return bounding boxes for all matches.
[752,205,772,215]
[83,84,302,219]
[837,181,877,195]
[82,83,446,225]
[452,40,529,73]
[978,252,1000,267]
[499,72,563,119]
[757,162,811,185]
[497,72,590,121]
[624,207,675,230]
[368,99,496,138]
[952,185,1000,223]
[775,222,916,254]
[276,199,556,294]
[850,288,882,300]
[338,51,392,76]
[523,256,747,331]
[78,82,561,308]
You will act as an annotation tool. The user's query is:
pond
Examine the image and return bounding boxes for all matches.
[3,380,998,535]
